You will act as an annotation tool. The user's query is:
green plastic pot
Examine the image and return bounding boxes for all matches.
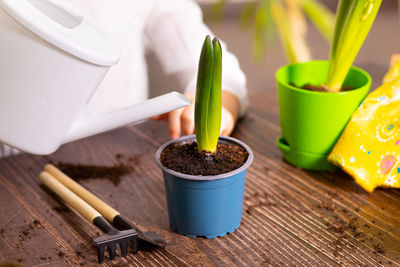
[276,60,371,171]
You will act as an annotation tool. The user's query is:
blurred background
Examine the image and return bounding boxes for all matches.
[148,0,399,102]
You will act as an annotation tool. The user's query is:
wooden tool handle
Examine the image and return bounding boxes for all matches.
[44,164,120,221]
[39,171,101,223]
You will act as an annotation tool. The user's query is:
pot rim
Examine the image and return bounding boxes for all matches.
[155,135,254,181]
[275,60,371,96]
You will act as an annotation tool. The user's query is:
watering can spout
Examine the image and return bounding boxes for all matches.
[63,92,191,144]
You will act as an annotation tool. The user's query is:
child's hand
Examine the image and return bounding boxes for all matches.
[152,91,239,139]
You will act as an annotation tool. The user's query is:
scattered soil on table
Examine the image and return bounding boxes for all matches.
[52,206,71,213]
[56,247,87,265]
[33,219,41,227]
[241,188,391,262]
[245,192,277,215]
[290,82,352,92]
[373,244,385,254]
[317,201,335,212]
[56,162,133,186]
[316,199,387,258]
[112,263,130,267]
[160,141,249,176]
[0,261,22,267]
[16,219,43,249]
[9,216,87,266]
[115,153,141,165]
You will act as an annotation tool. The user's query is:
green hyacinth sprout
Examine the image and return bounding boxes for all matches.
[194,35,222,154]
[324,0,382,92]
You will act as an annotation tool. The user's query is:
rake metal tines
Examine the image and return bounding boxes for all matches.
[93,220,138,263]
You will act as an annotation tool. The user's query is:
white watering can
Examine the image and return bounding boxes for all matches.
[0,0,191,155]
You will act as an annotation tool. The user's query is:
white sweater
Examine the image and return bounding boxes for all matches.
[67,0,248,115]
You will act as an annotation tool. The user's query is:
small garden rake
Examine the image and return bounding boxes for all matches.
[39,171,138,263]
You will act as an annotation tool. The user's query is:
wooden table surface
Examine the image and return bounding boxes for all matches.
[0,91,399,267]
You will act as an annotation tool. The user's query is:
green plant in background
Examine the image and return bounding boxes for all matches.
[324,0,382,92]
[214,0,335,63]
[194,35,222,154]
[211,0,382,92]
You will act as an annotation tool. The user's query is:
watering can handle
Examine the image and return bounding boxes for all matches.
[0,0,84,32]
[63,92,191,144]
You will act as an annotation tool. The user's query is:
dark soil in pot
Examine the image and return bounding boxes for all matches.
[160,140,249,176]
[290,82,352,92]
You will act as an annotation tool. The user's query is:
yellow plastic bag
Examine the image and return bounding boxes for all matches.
[328,56,400,192]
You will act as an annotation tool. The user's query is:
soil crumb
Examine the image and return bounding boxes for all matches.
[374,244,385,254]
[52,206,70,213]
[18,219,42,244]
[160,141,249,176]
[245,192,276,215]
[56,162,133,186]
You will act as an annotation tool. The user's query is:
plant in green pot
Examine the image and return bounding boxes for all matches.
[276,0,381,171]
[211,0,335,62]
[155,36,253,238]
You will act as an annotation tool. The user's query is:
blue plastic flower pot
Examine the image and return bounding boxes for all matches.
[155,135,253,239]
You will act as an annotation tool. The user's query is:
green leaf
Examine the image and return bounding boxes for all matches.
[325,0,382,92]
[240,2,257,29]
[271,1,300,63]
[301,0,335,42]
[209,0,226,21]
[252,0,275,61]
[195,36,222,153]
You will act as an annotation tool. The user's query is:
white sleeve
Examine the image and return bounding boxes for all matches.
[144,0,248,116]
